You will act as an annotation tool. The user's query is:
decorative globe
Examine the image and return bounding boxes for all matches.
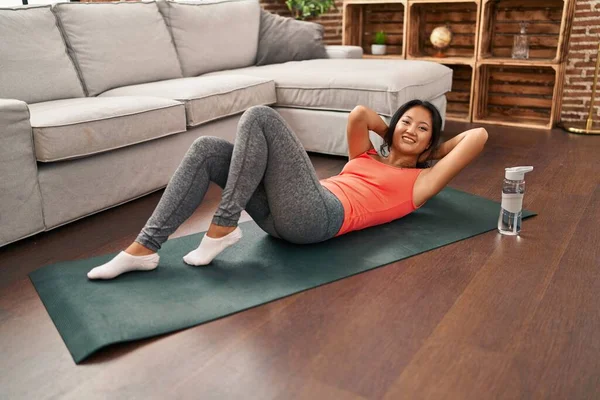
[430,26,453,56]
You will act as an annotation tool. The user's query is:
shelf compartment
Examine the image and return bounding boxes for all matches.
[478,0,572,63]
[473,64,562,129]
[407,0,480,60]
[343,0,407,57]
[445,64,474,122]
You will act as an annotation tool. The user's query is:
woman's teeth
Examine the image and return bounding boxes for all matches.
[402,136,416,144]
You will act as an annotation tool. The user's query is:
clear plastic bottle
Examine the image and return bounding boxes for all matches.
[512,21,530,59]
[498,166,533,235]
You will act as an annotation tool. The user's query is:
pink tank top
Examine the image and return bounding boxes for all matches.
[321,149,423,236]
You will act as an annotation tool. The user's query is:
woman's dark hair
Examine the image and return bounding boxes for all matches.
[379,99,443,168]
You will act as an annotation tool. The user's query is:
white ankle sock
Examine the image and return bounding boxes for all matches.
[87,251,160,280]
[183,227,242,266]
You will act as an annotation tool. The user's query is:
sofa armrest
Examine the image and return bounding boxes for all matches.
[325,45,363,59]
[0,99,45,247]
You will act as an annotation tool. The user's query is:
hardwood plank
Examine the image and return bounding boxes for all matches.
[418,47,474,58]
[488,82,554,96]
[446,91,471,103]
[494,22,561,35]
[495,9,563,23]
[446,102,470,113]
[487,94,552,109]
[367,11,404,21]
[486,107,551,120]
[491,47,557,59]
[364,24,404,34]
[449,79,471,91]
[488,69,555,85]
[449,66,474,80]
[492,34,559,48]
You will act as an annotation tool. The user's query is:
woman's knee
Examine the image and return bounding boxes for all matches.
[240,105,281,127]
[189,136,232,156]
[245,105,277,117]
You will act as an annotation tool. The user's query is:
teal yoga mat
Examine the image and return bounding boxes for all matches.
[30,187,535,363]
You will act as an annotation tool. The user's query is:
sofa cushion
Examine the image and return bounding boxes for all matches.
[256,10,328,66]
[53,1,183,96]
[157,0,260,77]
[99,75,276,127]
[0,5,85,104]
[205,59,453,116]
[29,97,186,162]
[325,45,363,59]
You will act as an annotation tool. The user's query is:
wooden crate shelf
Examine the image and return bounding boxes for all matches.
[407,0,480,61]
[342,0,574,129]
[473,64,564,129]
[342,0,407,57]
[478,0,573,63]
[445,64,475,122]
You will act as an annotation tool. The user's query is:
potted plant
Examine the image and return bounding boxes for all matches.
[285,0,336,20]
[371,31,387,55]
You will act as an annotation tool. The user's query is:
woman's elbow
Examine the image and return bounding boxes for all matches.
[470,127,488,151]
[477,127,489,143]
[348,105,367,125]
[350,105,366,117]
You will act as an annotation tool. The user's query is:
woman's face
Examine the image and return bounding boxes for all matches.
[391,106,433,156]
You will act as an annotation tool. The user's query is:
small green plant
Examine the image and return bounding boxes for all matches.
[373,31,387,45]
[285,0,336,20]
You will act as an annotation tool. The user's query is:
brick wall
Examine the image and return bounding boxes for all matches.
[561,0,600,123]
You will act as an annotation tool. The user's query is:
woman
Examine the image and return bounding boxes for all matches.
[88,101,488,280]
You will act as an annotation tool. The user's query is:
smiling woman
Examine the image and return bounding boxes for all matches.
[87,102,487,280]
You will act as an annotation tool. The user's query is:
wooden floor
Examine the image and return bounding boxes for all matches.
[1,121,599,399]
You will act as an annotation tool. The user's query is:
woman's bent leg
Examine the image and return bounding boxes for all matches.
[88,136,237,279]
[135,136,237,251]
[214,106,344,245]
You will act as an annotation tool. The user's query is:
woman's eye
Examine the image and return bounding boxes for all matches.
[419,126,428,131]
[402,120,409,125]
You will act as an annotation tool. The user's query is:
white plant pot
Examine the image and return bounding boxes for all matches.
[371,44,387,55]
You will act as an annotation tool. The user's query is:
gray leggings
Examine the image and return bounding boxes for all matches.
[136,106,344,251]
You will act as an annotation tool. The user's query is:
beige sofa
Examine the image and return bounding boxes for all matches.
[0,0,453,248]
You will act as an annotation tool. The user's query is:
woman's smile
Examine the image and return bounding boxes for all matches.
[401,134,417,144]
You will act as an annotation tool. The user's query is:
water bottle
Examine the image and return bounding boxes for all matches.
[498,166,533,235]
